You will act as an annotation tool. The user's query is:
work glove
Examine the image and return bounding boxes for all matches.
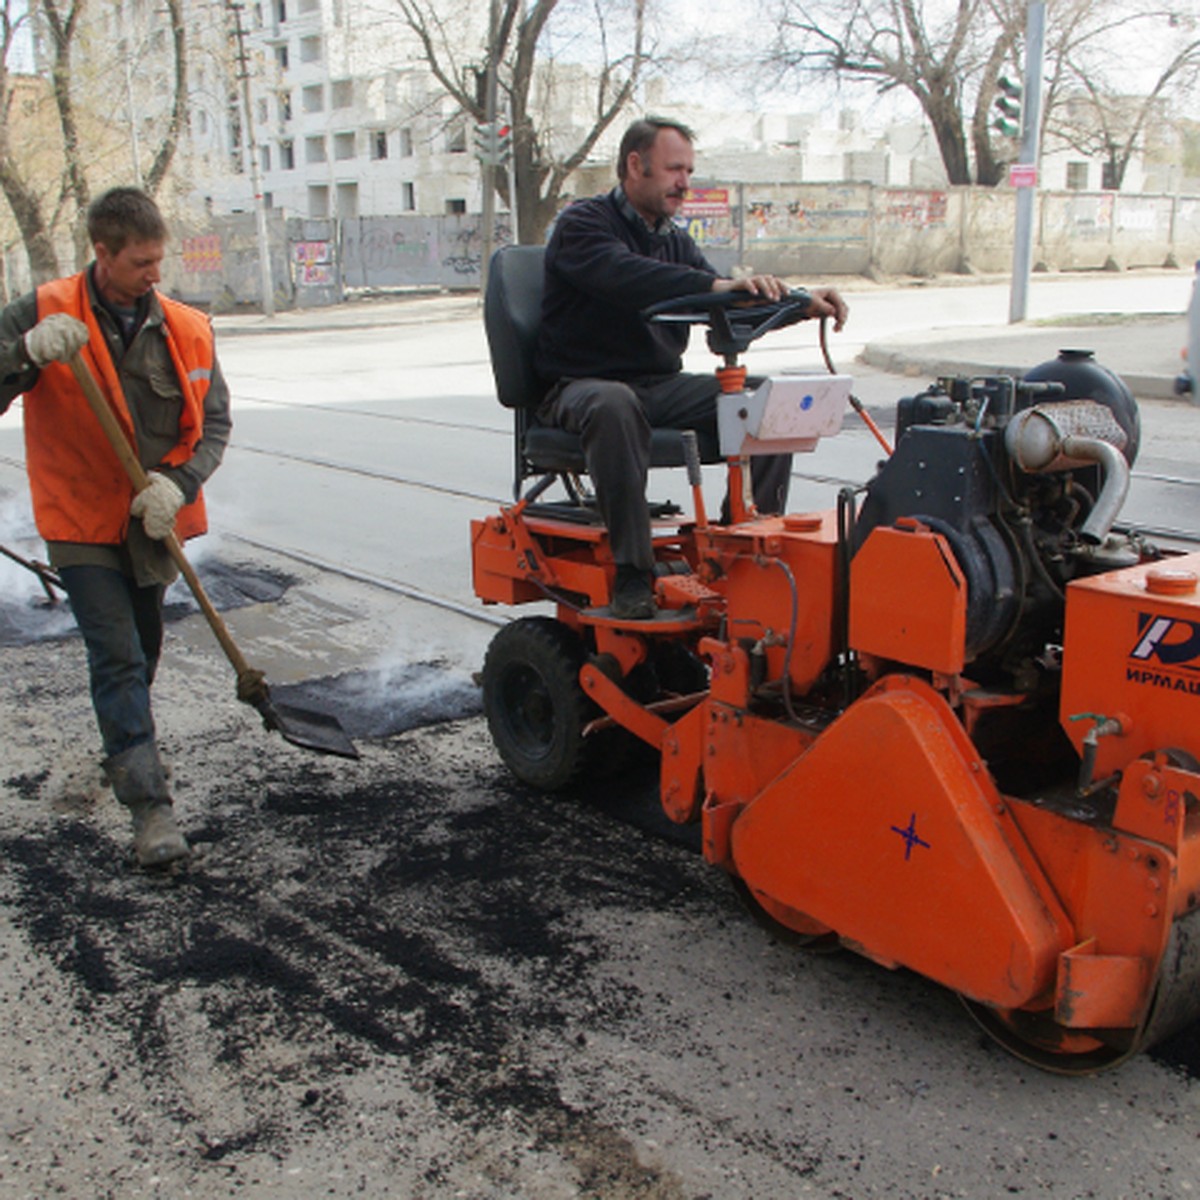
[23,313,89,367]
[130,472,185,540]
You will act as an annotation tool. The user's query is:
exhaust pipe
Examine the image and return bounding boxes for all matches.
[1005,401,1131,544]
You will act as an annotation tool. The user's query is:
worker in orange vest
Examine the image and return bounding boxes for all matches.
[0,187,232,867]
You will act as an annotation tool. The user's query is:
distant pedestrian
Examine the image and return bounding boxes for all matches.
[0,187,232,866]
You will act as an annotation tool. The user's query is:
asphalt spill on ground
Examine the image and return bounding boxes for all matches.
[0,744,709,1188]
[273,662,483,739]
[0,558,296,648]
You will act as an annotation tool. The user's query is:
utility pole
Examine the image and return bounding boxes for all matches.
[479,0,500,298]
[1008,0,1046,324]
[228,0,275,317]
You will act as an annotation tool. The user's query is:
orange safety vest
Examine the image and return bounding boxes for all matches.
[23,272,215,544]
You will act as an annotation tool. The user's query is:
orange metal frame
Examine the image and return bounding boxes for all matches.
[472,469,1200,1057]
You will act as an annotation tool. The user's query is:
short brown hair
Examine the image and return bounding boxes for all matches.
[616,117,695,181]
[86,187,167,254]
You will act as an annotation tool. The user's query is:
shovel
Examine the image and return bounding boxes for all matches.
[68,353,359,760]
[0,542,63,604]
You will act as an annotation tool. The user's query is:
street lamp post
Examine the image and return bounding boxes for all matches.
[1008,0,1046,324]
[228,0,276,318]
[479,0,500,298]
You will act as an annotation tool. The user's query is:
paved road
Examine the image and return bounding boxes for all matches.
[1,269,1200,1197]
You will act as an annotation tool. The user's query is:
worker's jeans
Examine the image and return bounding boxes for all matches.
[57,565,165,759]
[537,371,792,571]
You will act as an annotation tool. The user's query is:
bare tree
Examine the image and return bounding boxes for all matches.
[766,0,1024,186]
[144,0,188,196]
[398,0,651,244]
[768,0,1200,190]
[0,1,60,283]
[0,0,190,282]
[1043,1,1200,189]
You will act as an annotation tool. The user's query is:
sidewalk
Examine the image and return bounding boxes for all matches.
[861,313,1187,401]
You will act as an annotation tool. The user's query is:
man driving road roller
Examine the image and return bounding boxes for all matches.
[534,116,849,619]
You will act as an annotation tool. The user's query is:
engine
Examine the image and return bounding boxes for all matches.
[854,350,1146,692]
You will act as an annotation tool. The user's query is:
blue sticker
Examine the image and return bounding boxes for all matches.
[800,393,814,410]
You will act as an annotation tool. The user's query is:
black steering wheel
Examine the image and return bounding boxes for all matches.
[643,288,812,358]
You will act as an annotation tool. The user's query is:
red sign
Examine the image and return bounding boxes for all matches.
[1009,163,1038,188]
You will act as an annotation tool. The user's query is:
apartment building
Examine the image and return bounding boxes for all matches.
[239,0,486,219]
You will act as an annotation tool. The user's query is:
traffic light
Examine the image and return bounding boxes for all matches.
[475,121,512,166]
[474,121,497,164]
[993,74,1022,139]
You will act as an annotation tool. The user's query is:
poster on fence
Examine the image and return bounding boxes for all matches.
[292,240,334,285]
[679,188,734,246]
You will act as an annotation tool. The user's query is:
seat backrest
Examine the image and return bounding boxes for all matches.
[484,245,546,410]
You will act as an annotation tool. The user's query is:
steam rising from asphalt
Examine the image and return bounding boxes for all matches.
[0,492,77,643]
[273,633,483,739]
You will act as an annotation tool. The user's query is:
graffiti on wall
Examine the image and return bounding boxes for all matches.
[440,220,514,276]
[742,189,871,245]
[881,191,948,228]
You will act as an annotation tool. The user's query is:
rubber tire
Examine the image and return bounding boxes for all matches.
[482,617,593,791]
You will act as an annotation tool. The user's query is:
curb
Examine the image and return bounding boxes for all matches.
[859,343,1182,402]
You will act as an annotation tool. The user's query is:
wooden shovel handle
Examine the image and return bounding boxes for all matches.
[67,352,254,680]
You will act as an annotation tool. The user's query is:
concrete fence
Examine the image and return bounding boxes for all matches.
[6,183,1198,309]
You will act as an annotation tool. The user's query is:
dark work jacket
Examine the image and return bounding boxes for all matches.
[534,189,718,386]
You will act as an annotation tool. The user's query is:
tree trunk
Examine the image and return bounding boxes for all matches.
[42,0,89,267]
[923,91,972,185]
[144,0,186,196]
[0,162,60,285]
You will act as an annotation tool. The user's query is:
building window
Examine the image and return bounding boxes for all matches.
[263,191,274,208]
[333,131,355,160]
[275,43,289,69]
[260,144,271,171]
[280,139,295,169]
[445,198,466,214]
[399,126,413,157]
[305,135,327,163]
[278,91,292,121]
[447,125,466,153]
[337,182,358,218]
[276,0,287,21]
[256,97,269,124]
[1066,161,1088,191]
[299,34,321,63]
[298,0,319,11]
[331,79,353,108]
[401,182,415,211]
[302,83,323,113]
[308,184,329,218]
[370,130,388,160]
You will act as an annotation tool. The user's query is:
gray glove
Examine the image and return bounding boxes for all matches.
[130,472,185,540]
[23,313,90,367]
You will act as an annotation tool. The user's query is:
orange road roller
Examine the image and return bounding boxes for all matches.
[472,264,1200,1073]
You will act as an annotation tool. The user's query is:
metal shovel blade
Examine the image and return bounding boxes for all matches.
[255,692,360,759]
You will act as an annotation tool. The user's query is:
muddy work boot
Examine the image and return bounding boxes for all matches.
[103,741,190,867]
[610,565,657,620]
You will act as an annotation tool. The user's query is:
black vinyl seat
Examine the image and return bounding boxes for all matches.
[483,244,720,501]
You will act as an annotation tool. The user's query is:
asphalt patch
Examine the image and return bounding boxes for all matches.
[0,558,297,648]
[271,661,483,739]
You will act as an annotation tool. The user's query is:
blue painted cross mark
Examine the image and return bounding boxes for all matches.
[891,813,931,861]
